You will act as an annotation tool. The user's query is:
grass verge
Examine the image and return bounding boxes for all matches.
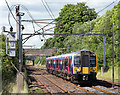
[97,66,120,82]
[37,64,46,68]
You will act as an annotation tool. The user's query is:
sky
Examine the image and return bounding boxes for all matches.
[0,0,119,48]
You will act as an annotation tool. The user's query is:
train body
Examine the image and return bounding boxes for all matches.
[46,50,97,81]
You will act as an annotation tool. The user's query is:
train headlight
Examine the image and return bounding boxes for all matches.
[91,68,96,71]
[77,68,80,72]
[94,68,96,71]
[91,68,93,71]
[74,69,77,71]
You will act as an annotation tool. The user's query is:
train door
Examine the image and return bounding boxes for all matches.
[58,59,60,71]
[68,57,70,74]
[53,60,55,70]
[56,60,58,70]
[81,51,90,74]
[63,59,65,73]
[60,59,63,70]
[51,60,53,69]
[49,60,51,68]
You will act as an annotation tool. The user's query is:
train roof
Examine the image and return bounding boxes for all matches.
[46,50,95,60]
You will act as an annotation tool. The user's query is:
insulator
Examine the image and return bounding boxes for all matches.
[21,25,24,31]
[10,26,13,32]
[2,26,5,32]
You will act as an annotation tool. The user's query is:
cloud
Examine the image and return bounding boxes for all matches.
[0,0,119,48]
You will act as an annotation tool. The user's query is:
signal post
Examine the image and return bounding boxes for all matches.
[16,5,25,93]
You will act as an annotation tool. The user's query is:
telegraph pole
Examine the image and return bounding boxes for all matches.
[16,5,24,93]
[18,11,22,72]
[112,23,115,88]
[103,35,106,67]
[16,6,19,70]
[16,6,24,72]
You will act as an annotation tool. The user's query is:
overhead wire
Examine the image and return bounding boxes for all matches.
[32,21,42,42]
[97,0,118,14]
[4,0,19,26]
[41,0,54,19]
[8,5,17,26]
[44,0,55,19]
[41,0,61,43]
[20,4,46,43]
[21,4,56,43]
[20,5,42,29]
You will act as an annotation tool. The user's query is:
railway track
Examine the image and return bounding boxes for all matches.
[26,65,119,94]
[34,74,71,94]
[50,73,118,95]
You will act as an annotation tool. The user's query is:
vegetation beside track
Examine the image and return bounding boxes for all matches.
[97,65,120,82]
[0,34,27,94]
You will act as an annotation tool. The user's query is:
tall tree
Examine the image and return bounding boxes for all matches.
[42,2,97,49]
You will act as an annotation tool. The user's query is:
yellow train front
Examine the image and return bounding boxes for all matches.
[46,50,97,82]
[72,50,97,81]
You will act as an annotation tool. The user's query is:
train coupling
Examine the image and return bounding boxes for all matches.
[83,75,88,80]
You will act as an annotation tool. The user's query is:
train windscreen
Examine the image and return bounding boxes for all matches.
[90,56,96,67]
[74,56,80,67]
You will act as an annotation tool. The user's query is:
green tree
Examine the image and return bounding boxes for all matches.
[0,33,17,93]
[42,2,97,49]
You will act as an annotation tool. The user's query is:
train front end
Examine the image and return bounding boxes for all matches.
[73,50,97,81]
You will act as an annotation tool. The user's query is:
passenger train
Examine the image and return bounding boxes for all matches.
[46,50,97,82]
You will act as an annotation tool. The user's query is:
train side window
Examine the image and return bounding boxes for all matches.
[65,59,68,67]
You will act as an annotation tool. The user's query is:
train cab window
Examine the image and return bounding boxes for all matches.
[74,56,80,67]
[90,56,96,67]
[82,55,89,67]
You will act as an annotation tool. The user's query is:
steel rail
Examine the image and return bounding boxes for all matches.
[92,86,117,95]
[41,75,72,95]
[50,74,96,95]
[98,79,120,86]
[33,75,52,95]
[31,66,95,94]
[49,73,117,95]
[29,66,118,95]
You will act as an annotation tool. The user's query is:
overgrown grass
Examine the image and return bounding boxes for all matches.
[29,85,43,93]
[8,78,28,93]
[37,64,46,68]
[97,66,119,82]
[2,75,16,94]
